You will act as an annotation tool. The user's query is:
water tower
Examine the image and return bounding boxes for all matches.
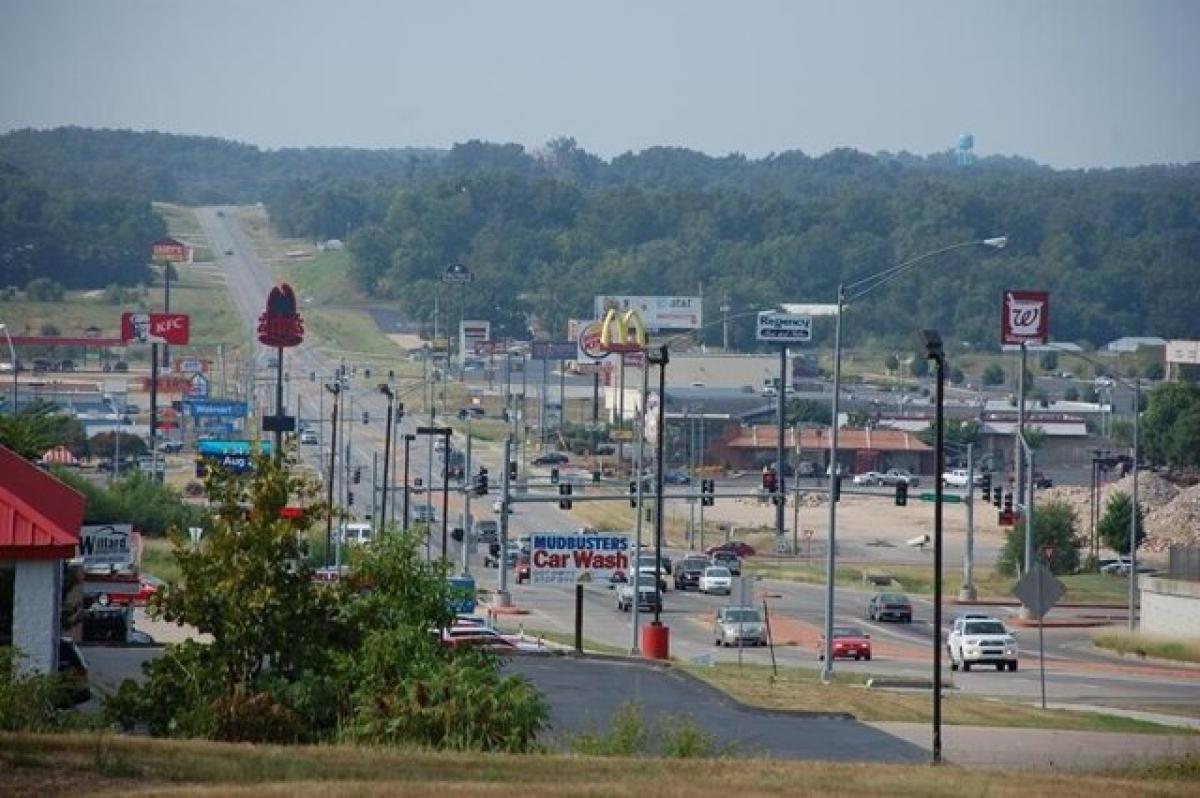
[956,133,975,166]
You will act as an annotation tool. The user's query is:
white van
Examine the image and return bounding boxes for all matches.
[340,522,374,547]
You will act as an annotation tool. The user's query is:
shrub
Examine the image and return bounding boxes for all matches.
[0,647,95,732]
[997,499,1080,576]
[982,364,1005,386]
[25,277,64,301]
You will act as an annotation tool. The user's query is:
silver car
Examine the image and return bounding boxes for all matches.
[714,606,767,647]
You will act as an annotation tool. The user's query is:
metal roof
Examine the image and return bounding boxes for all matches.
[0,445,85,559]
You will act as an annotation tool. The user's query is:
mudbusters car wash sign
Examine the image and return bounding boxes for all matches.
[121,312,191,345]
[1001,291,1050,346]
[151,237,187,263]
[257,283,305,348]
[529,533,630,585]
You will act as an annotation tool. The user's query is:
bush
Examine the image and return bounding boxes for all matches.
[997,499,1081,576]
[982,364,1005,386]
[569,701,722,758]
[1064,387,1080,401]
[39,322,61,337]
[25,277,64,301]
[0,647,95,732]
[1097,491,1146,555]
[1039,351,1059,372]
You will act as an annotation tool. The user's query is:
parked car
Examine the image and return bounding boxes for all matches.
[1099,557,1156,576]
[699,566,733,595]
[818,626,872,661]
[878,469,920,487]
[617,574,661,612]
[941,469,982,488]
[706,541,756,558]
[713,606,767,647]
[106,575,164,608]
[663,469,691,485]
[159,440,183,454]
[532,451,570,466]
[412,504,437,524]
[710,550,741,576]
[674,556,711,591]
[867,592,912,623]
[947,616,1018,672]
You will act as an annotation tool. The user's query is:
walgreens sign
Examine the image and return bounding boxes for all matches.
[1000,291,1049,346]
[121,312,191,345]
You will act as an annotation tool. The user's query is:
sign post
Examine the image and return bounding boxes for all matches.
[1012,559,1065,710]
[757,312,812,553]
[1001,290,1050,542]
[257,284,305,457]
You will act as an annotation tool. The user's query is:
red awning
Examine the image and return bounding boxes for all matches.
[41,445,80,466]
[0,445,85,560]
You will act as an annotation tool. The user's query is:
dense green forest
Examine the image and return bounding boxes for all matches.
[2,127,1198,348]
[0,162,164,291]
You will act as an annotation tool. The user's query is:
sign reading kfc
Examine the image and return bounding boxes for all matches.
[121,312,191,345]
[257,284,305,348]
[1001,291,1049,346]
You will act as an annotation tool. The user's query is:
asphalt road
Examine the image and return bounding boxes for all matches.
[192,206,1200,718]
[507,656,926,762]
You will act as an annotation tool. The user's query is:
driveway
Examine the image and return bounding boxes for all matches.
[506,655,926,762]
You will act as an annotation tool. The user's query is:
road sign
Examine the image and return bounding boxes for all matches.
[919,492,963,503]
[188,373,210,399]
[529,533,630,585]
[610,429,635,441]
[1012,560,1065,619]
[756,311,812,343]
[186,400,248,418]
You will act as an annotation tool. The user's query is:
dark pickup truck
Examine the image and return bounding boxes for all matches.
[674,557,711,591]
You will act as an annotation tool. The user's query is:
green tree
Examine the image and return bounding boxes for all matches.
[87,431,147,459]
[909,357,929,378]
[1142,382,1200,468]
[25,277,64,301]
[982,364,1005,386]
[785,398,832,426]
[919,419,980,449]
[1038,351,1059,372]
[0,401,82,459]
[883,353,899,373]
[1096,491,1146,555]
[950,367,965,385]
[997,499,1080,576]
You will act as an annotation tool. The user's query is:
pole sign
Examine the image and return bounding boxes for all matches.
[257,284,305,347]
[530,533,631,585]
[80,524,137,567]
[442,262,474,284]
[531,341,578,360]
[186,400,248,418]
[175,357,211,374]
[1001,291,1050,346]
[197,440,271,456]
[151,237,187,263]
[756,311,812,343]
[121,312,191,345]
[196,452,254,476]
[188,372,210,399]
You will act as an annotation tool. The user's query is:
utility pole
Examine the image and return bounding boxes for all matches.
[630,358,649,655]
[721,292,731,351]
[462,417,473,577]
[775,345,787,551]
[497,437,513,606]
[960,442,977,600]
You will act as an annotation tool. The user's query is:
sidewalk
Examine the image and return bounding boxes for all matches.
[868,721,1200,769]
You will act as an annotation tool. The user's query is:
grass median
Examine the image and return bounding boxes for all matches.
[678,661,1182,734]
[2,731,1197,797]
[1093,631,1200,665]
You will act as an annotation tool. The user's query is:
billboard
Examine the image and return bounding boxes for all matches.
[121,312,191,345]
[756,312,812,343]
[80,524,138,568]
[1001,291,1050,346]
[186,400,248,418]
[1166,340,1200,365]
[459,320,490,365]
[530,341,577,361]
[151,237,187,263]
[529,533,631,585]
[257,284,305,348]
[593,295,701,331]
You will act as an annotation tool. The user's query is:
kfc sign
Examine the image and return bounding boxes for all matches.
[257,284,305,348]
[121,312,191,345]
[151,237,187,263]
[1001,291,1049,346]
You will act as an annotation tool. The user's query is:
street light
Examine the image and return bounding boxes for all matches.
[815,235,1008,679]
[0,323,16,414]
[402,433,416,531]
[645,345,670,658]
[323,381,341,566]
[920,328,946,766]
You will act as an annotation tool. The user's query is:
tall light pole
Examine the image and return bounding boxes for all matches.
[0,323,16,414]
[808,235,1008,679]
[402,433,415,531]
[378,385,395,536]
[323,382,341,567]
[920,329,946,765]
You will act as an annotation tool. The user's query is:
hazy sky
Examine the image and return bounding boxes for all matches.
[2,0,1198,168]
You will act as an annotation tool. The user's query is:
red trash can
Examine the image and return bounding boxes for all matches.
[642,622,670,660]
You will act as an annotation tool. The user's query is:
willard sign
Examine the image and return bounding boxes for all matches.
[529,533,630,585]
[80,524,137,568]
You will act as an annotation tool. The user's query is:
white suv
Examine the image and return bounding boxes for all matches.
[948,616,1019,672]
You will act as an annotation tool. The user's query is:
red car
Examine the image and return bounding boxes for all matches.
[104,575,163,607]
[706,541,756,558]
[516,555,531,584]
[818,626,872,661]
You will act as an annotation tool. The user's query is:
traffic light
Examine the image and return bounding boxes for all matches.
[701,478,715,507]
[558,482,573,510]
[1003,491,1013,514]
[762,468,778,494]
[508,460,518,480]
[895,481,908,507]
[832,474,842,503]
[992,486,1002,508]
[629,480,638,508]
[364,368,371,379]
[980,472,992,498]
[310,371,316,382]
[353,467,362,484]
[347,491,355,506]
[362,411,370,425]
[475,467,489,496]
[550,466,560,485]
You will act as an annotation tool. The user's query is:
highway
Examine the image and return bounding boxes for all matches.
[197,205,1200,718]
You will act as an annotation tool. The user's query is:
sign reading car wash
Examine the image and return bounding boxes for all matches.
[121,312,191,345]
[80,524,138,568]
[756,311,812,343]
[530,533,630,585]
[151,237,187,263]
[1001,291,1050,346]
